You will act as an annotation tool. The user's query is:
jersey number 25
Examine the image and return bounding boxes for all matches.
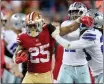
[29,43,50,63]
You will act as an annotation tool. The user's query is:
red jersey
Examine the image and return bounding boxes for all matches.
[1,40,5,77]
[17,24,55,73]
[53,45,63,80]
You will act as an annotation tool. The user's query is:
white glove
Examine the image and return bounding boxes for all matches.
[51,26,60,39]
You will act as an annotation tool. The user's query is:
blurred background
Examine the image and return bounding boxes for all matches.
[0,0,103,84]
[1,0,103,23]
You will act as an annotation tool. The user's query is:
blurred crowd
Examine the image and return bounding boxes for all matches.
[1,0,98,23]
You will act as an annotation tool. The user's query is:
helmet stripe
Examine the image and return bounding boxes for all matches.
[32,12,35,21]
[30,12,34,21]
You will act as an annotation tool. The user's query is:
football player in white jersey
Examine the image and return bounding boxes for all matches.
[86,9,103,84]
[52,9,103,84]
[53,2,92,83]
[1,11,20,83]
[2,13,25,83]
[4,13,26,55]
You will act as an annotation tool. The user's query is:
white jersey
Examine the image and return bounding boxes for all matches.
[3,29,23,72]
[83,29,103,76]
[56,26,103,76]
[61,20,87,66]
[3,30,17,54]
[1,28,4,40]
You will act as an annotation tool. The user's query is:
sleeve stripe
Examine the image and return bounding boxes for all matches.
[10,43,17,50]
[82,36,96,40]
[83,33,96,36]
[82,32,96,41]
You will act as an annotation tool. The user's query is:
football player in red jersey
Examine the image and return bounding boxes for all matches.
[13,12,94,83]
[53,45,63,83]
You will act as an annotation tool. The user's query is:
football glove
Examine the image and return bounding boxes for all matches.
[80,16,94,27]
[75,16,94,27]
[15,50,28,64]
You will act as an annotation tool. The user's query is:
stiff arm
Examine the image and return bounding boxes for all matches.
[60,21,80,36]
[54,35,95,50]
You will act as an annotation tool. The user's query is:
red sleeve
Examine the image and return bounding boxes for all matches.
[17,34,22,45]
[53,45,63,80]
[1,40,5,76]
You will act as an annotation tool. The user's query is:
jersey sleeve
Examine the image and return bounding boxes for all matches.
[80,30,96,41]
[54,33,96,50]
[3,30,17,44]
[3,30,18,54]
[17,34,22,45]
[61,20,72,27]
[61,20,76,38]
[47,24,56,35]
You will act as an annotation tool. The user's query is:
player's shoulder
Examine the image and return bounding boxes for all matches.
[3,30,17,42]
[61,20,73,27]
[94,28,102,35]
[43,23,53,30]
[43,23,48,28]
[43,23,56,34]
[17,32,27,43]
[83,29,96,34]
[18,32,27,37]
[17,32,27,40]
[43,23,54,28]
[4,30,16,36]
[81,29,96,41]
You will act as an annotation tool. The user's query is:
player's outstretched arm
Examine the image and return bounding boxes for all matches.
[60,20,80,36]
[53,36,95,49]
[52,27,95,49]
[60,16,94,36]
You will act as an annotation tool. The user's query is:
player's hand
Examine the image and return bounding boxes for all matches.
[80,16,94,27]
[75,16,94,27]
[51,26,60,38]
[9,63,23,78]
[15,50,28,64]
[13,70,23,78]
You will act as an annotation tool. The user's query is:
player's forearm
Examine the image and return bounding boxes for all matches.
[54,35,93,49]
[60,21,80,36]
[13,45,23,63]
